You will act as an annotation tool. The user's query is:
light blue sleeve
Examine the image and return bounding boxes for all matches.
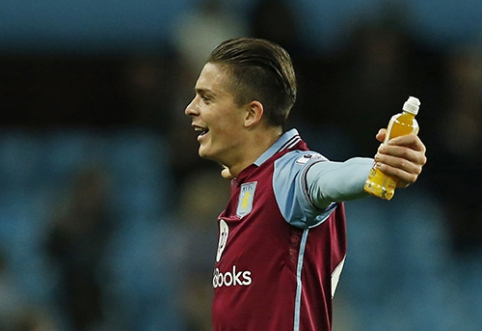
[306,157,373,209]
[273,152,373,229]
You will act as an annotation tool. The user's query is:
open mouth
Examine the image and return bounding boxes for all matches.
[194,126,209,137]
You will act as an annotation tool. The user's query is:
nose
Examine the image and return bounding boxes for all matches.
[185,98,198,117]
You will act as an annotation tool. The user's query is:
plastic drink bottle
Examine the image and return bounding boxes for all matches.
[364,96,420,200]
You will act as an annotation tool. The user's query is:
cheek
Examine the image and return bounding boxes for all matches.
[218,127,244,148]
[211,125,232,142]
[208,104,244,140]
[217,118,242,138]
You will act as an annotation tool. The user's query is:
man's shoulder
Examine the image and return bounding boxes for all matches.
[269,149,327,192]
[275,149,327,172]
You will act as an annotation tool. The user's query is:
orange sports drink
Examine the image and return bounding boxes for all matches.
[364,96,420,200]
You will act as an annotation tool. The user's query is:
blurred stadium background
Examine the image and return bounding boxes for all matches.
[0,0,481,330]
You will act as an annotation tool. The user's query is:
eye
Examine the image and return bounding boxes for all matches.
[201,95,211,103]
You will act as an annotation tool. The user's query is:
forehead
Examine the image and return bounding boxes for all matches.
[195,62,234,95]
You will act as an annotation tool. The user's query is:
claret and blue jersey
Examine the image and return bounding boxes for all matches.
[212,129,370,331]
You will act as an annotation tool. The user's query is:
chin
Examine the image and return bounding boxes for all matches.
[198,147,212,160]
[198,147,220,163]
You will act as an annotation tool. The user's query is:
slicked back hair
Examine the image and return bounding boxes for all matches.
[207,38,297,129]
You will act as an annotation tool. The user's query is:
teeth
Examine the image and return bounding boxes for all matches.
[194,127,209,136]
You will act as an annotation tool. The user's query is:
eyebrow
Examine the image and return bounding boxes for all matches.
[195,88,217,98]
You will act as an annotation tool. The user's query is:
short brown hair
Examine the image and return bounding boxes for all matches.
[207,38,297,128]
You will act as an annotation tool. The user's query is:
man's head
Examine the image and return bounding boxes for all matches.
[185,38,296,174]
[207,38,297,128]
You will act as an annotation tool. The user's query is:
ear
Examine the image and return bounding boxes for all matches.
[244,101,264,128]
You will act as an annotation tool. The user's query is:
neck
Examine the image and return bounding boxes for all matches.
[227,126,283,178]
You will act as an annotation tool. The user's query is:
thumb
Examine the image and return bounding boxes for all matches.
[376,128,388,143]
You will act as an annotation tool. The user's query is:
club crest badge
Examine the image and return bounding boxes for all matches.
[236,182,257,218]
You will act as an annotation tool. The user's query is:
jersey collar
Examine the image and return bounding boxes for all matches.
[253,128,301,166]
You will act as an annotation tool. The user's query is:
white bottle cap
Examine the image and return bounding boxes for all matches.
[403,96,420,115]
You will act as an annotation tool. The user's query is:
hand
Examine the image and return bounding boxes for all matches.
[374,129,427,188]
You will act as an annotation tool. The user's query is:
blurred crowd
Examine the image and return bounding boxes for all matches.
[0,0,481,330]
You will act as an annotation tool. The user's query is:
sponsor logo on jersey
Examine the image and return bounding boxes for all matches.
[236,182,257,218]
[216,219,229,262]
[213,265,252,288]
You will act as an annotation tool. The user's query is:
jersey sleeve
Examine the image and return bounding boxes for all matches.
[273,152,373,229]
[306,157,373,209]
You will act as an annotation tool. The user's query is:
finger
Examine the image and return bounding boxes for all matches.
[387,134,427,153]
[377,144,427,166]
[376,163,418,188]
[376,144,425,172]
[375,151,423,187]
[375,129,387,143]
[376,153,422,177]
[376,153,422,175]
[375,158,419,187]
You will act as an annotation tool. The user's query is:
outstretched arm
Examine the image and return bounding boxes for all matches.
[220,128,428,205]
[306,128,427,209]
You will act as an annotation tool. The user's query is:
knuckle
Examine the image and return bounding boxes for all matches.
[399,148,411,159]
